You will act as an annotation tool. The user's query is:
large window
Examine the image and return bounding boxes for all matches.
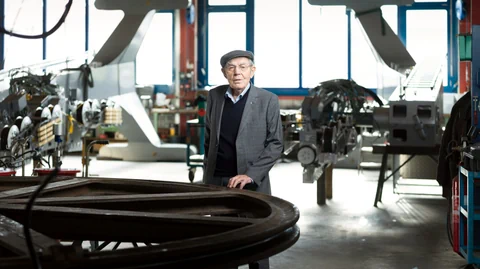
[209,0,246,5]
[46,0,85,61]
[88,0,124,56]
[406,10,448,85]
[4,0,43,69]
[207,12,246,86]
[199,1,455,94]
[136,13,174,85]
[350,13,378,89]
[382,5,398,35]
[302,3,347,88]
[351,6,398,89]
[254,0,299,88]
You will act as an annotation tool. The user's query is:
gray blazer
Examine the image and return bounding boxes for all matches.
[203,84,283,195]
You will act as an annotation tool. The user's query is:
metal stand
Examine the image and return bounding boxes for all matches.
[372,144,440,207]
[84,140,109,178]
[317,163,333,205]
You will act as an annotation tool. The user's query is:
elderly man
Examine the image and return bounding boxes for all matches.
[203,50,283,269]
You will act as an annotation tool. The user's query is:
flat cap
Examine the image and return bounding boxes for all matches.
[220,50,254,68]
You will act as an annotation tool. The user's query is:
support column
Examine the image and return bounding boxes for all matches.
[325,164,333,199]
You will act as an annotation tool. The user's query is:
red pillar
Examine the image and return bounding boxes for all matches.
[179,2,198,138]
[459,0,472,94]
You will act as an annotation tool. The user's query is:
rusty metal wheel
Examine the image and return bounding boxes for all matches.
[0,176,300,269]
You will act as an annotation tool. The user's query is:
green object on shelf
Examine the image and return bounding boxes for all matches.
[100,125,119,133]
[459,34,472,61]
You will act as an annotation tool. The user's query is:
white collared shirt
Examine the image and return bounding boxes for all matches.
[225,83,250,104]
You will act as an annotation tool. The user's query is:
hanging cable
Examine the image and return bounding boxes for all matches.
[24,167,59,269]
[41,157,50,168]
[61,63,94,101]
[3,0,72,39]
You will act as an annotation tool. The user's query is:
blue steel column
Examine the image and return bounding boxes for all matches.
[347,9,351,80]
[246,0,254,85]
[471,25,480,141]
[298,0,302,88]
[85,0,89,53]
[0,0,4,70]
[449,0,459,93]
[246,0,254,53]
[197,0,207,87]
[467,170,474,262]
[43,0,47,59]
[398,6,407,47]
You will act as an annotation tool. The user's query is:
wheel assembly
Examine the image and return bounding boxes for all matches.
[0,176,300,269]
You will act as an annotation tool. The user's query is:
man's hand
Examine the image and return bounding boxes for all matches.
[227,175,253,189]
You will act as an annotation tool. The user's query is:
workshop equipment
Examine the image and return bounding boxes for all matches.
[296,79,384,204]
[297,79,382,180]
[373,57,445,147]
[0,176,299,269]
[186,94,207,182]
[456,24,480,264]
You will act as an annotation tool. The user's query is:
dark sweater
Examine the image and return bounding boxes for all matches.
[214,89,250,177]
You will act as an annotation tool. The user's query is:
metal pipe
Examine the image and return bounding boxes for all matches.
[21,143,25,177]
[85,140,109,178]
[14,138,29,177]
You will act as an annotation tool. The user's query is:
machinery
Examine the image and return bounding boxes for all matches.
[456,25,480,172]
[297,57,444,183]
[53,0,196,162]
[373,57,445,148]
[0,70,122,174]
[297,79,383,183]
[0,0,196,168]
[298,0,445,184]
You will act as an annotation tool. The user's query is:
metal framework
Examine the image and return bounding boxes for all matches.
[0,176,300,269]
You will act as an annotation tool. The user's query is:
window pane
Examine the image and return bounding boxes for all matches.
[207,12,246,86]
[255,0,299,88]
[4,0,43,70]
[46,0,85,65]
[88,0,124,55]
[406,10,447,85]
[351,12,378,89]
[414,0,446,2]
[351,6,398,90]
[209,0,246,5]
[381,5,397,35]
[302,4,347,88]
[136,13,173,85]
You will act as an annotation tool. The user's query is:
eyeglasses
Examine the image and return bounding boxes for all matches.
[225,64,252,73]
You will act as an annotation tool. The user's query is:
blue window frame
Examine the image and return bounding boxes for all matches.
[0,0,457,94]
[399,1,457,93]
[198,0,458,95]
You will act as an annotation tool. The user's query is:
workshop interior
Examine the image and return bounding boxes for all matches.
[0,0,478,268]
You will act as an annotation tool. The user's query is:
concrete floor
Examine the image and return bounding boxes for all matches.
[32,156,468,269]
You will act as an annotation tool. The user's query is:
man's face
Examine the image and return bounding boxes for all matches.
[222,57,256,91]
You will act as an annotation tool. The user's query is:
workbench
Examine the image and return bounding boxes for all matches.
[372,144,440,207]
[151,108,198,135]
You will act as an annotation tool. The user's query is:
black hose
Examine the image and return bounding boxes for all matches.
[2,0,72,39]
[61,64,94,101]
[24,167,59,269]
[41,157,51,168]
[361,86,384,106]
